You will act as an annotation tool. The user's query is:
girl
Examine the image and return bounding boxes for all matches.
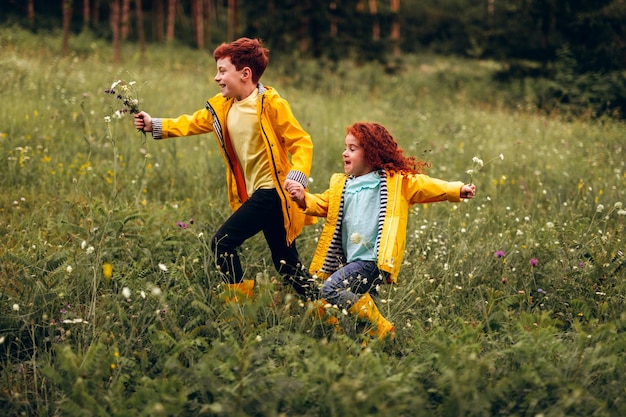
[285,122,476,339]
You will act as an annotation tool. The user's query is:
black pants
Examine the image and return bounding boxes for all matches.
[211,189,315,298]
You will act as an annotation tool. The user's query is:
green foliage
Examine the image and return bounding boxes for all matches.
[1,27,625,416]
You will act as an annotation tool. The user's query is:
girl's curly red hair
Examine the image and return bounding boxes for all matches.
[346,122,429,175]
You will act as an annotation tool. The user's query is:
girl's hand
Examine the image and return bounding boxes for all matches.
[461,184,476,199]
[284,179,305,208]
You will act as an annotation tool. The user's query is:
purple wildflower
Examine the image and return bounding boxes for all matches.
[530,258,539,267]
[495,250,505,258]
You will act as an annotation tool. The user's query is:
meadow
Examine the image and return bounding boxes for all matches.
[1,27,625,416]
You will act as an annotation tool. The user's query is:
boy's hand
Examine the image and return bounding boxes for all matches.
[134,111,152,132]
[461,184,476,199]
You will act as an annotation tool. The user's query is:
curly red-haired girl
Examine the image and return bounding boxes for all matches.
[285,122,475,340]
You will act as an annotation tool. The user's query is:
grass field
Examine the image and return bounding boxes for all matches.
[1,27,625,416]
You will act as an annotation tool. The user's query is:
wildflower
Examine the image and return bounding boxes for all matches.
[495,250,505,258]
[102,263,113,279]
[158,263,167,272]
[104,79,141,115]
[176,221,187,229]
[537,288,546,294]
[472,157,484,167]
[546,222,555,228]
[66,265,73,274]
[615,202,623,209]
[141,291,146,299]
[501,277,508,284]
[86,245,95,255]
[12,303,19,312]
[122,287,131,299]
[530,258,539,267]
[596,204,604,213]
[0,336,5,344]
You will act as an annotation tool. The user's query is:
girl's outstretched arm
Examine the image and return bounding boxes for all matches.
[460,184,476,199]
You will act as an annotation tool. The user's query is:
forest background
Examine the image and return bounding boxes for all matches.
[2,0,626,117]
[1,1,625,416]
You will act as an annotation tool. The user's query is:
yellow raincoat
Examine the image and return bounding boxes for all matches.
[304,172,463,283]
[153,84,315,244]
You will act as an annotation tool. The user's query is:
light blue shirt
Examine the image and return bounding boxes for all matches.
[342,171,381,262]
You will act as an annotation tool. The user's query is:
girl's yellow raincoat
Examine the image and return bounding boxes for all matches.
[304,171,463,283]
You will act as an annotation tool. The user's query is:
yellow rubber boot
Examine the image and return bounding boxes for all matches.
[349,293,395,340]
[224,279,255,303]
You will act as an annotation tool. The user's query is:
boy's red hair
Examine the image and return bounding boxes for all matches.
[346,122,428,175]
[214,38,269,84]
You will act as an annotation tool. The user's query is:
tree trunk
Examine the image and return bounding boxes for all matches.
[62,0,73,56]
[390,0,400,57]
[92,0,100,24]
[300,15,309,54]
[329,1,337,37]
[27,0,34,26]
[227,0,238,41]
[204,0,212,46]
[192,0,204,49]
[136,0,146,56]
[166,0,176,42]
[154,0,164,42]
[110,0,122,62]
[369,0,379,41]
[82,0,89,28]
[121,0,130,40]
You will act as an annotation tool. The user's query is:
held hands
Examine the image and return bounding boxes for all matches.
[284,179,306,208]
[460,184,476,199]
[134,111,152,133]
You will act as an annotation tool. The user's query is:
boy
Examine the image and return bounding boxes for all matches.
[135,38,315,300]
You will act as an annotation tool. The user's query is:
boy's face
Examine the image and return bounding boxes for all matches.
[214,57,251,100]
[343,133,373,177]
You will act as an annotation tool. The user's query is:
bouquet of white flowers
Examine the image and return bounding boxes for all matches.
[104,79,140,115]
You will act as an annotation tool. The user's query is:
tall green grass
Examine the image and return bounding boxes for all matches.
[1,26,625,416]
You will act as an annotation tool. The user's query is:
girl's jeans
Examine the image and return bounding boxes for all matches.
[321,260,385,309]
[211,188,314,297]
